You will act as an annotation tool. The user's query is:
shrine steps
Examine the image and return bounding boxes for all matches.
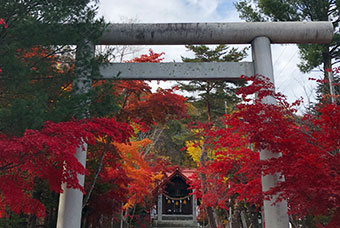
[153,220,199,228]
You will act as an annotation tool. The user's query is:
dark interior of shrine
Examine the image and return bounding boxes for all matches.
[163,175,192,215]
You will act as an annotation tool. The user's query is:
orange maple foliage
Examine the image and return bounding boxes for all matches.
[114,139,163,209]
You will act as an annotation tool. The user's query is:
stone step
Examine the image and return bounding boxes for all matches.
[161,215,193,220]
[153,220,199,228]
[153,224,198,228]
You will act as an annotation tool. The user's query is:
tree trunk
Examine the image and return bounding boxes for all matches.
[81,208,89,228]
[248,206,260,228]
[289,214,299,228]
[322,44,336,103]
[127,204,137,228]
[231,203,242,228]
[44,195,58,228]
[27,178,42,228]
[27,214,37,228]
[213,207,223,227]
[120,207,125,228]
[206,82,212,123]
[240,210,247,228]
[83,141,112,209]
[206,207,217,228]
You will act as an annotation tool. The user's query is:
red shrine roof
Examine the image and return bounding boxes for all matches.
[152,167,197,197]
[153,167,196,193]
[165,168,195,182]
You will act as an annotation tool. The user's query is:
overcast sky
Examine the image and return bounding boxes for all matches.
[97,0,323,112]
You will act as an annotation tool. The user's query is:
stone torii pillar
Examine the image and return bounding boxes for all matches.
[54,22,333,228]
[252,36,289,227]
[57,40,94,228]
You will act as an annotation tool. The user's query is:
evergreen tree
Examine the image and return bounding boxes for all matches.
[0,0,105,135]
[0,1,105,227]
[179,45,247,122]
[235,0,340,104]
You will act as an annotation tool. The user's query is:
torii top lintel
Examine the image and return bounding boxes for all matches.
[98,22,333,45]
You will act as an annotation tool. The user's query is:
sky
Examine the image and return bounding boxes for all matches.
[97,0,323,112]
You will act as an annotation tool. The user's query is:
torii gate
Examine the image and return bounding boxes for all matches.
[56,22,333,228]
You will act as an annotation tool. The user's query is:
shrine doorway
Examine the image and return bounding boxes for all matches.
[163,171,192,215]
[155,168,197,222]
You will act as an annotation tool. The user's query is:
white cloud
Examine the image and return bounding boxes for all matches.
[98,0,238,23]
[186,0,219,16]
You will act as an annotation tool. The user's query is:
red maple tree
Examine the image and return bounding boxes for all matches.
[0,118,132,217]
[190,75,340,227]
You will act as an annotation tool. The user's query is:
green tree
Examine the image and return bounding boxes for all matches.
[0,0,105,135]
[0,1,104,227]
[235,0,340,103]
[179,45,247,123]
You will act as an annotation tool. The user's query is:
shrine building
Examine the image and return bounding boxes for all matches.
[153,168,198,224]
